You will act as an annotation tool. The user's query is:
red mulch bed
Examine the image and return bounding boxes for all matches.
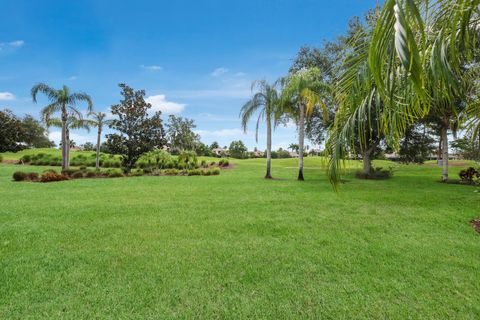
[470,219,480,234]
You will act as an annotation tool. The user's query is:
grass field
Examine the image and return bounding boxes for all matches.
[1,157,479,318]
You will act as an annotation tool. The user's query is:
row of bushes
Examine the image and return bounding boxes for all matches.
[19,150,229,170]
[20,153,122,168]
[13,167,221,182]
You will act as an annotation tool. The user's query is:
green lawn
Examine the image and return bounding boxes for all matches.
[1,157,479,319]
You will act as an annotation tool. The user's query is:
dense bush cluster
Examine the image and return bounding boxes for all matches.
[355,167,394,180]
[20,152,122,168]
[459,167,480,185]
[218,159,230,167]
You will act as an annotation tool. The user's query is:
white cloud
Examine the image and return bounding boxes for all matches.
[234,72,246,77]
[140,65,163,71]
[0,92,15,101]
[211,67,229,77]
[0,40,24,51]
[68,76,77,80]
[145,94,185,114]
[195,128,247,138]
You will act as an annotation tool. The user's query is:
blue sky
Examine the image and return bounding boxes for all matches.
[0,0,375,150]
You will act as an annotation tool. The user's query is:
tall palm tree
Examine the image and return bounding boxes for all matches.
[240,80,280,179]
[280,68,329,181]
[32,84,93,169]
[87,111,113,170]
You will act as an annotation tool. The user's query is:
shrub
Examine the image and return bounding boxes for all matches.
[187,169,202,176]
[13,171,27,181]
[210,168,221,175]
[72,171,84,179]
[210,161,216,166]
[27,172,39,181]
[0,154,2,162]
[200,160,207,168]
[79,165,87,171]
[178,150,198,169]
[107,168,124,178]
[202,170,211,176]
[163,169,179,176]
[131,169,144,176]
[219,159,229,167]
[459,167,480,184]
[20,155,31,163]
[356,167,393,180]
[85,170,97,178]
[40,172,69,183]
[61,169,77,177]
[43,169,57,174]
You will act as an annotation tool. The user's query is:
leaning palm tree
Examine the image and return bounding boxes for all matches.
[87,111,113,170]
[280,68,329,181]
[32,84,93,169]
[240,80,280,179]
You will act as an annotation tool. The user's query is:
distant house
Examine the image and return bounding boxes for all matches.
[289,152,299,158]
[251,150,264,158]
[212,148,229,157]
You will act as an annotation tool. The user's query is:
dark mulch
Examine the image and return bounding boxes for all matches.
[470,219,480,234]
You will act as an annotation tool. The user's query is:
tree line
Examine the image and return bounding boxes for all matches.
[241,2,480,184]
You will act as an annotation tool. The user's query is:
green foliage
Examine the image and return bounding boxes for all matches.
[131,169,144,176]
[0,109,27,152]
[163,168,179,176]
[229,140,248,159]
[218,159,229,167]
[355,167,393,180]
[72,171,84,179]
[452,136,480,162]
[136,149,172,169]
[106,168,124,178]
[106,84,166,171]
[12,171,27,181]
[210,168,221,175]
[459,167,480,185]
[187,169,202,176]
[167,115,200,152]
[399,124,436,164]
[178,150,198,169]
[82,142,95,151]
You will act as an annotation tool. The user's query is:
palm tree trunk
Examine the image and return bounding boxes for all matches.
[66,127,70,168]
[363,150,372,175]
[298,103,305,181]
[61,105,68,170]
[96,126,101,170]
[441,124,449,182]
[265,113,272,179]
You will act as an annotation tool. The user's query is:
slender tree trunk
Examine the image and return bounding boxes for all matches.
[66,127,70,168]
[96,126,101,170]
[437,136,442,163]
[61,105,68,170]
[298,103,305,181]
[441,124,449,182]
[265,113,272,179]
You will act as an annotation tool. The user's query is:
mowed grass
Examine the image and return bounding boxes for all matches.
[0,157,479,319]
